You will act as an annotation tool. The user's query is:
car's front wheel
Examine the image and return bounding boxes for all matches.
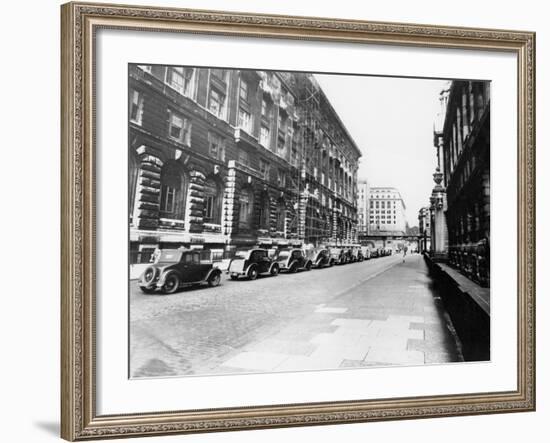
[208,272,221,287]
[270,264,279,276]
[305,261,312,271]
[248,267,258,280]
[161,273,180,294]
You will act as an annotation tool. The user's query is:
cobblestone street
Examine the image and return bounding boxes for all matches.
[130,254,463,378]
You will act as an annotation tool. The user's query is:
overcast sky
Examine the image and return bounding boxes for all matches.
[315,74,448,226]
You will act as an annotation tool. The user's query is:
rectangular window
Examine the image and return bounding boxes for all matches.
[129,89,143,125]
[238,149,250,167]
[208,132,225,161]
[238,108,252,133]
[167,67,193,96]
[259,159,270,180]
[208,87,226,119]
[239,79,249,102]
[277,169,286,187]
[287,124,294,150]
[261,99,271,119]
[278,113,284,131]
[291,147,298,167]
[204,195,214,220]
[168,112,191,145]
[260,125,270,148]
[277,136,286,154]
[160,185,175,213]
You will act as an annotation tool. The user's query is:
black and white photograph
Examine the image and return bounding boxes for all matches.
[128,65,490,379]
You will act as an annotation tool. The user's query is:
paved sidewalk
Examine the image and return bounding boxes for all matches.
[219,254,463,373]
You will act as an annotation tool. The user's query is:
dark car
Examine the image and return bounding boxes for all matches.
[305,248,332,268]
[329,247,348,265]
[227,248,279,280]
[370,248,380,259]
[275,248,313,273]
[139,248,222,294]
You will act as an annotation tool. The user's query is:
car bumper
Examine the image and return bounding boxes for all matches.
[227,271,247,277]
[139,281,161,291]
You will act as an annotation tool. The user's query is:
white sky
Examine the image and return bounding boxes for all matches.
[315,74,447,226]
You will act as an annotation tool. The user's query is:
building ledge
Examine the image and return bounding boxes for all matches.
[437,262,490,315]
[425,254,490,316]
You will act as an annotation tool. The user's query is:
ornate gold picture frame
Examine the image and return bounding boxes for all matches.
[61,2,535,440]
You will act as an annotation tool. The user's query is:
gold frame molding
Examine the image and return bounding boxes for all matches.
[61,1,536,440]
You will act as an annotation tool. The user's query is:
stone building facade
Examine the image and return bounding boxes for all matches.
[128,65,361,263]
[433,80,490,286]
[418,206,431,253]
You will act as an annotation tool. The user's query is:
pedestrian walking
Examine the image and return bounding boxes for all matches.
[402,245,408,262]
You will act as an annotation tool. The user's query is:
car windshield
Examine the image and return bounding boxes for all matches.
[306,249,320,258]
[157,250,183,263]
[276,251,290,259]
[234,250,249,259]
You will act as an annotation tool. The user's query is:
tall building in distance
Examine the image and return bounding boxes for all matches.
[368,187,407,235]
[357,179,370,236]
[128,65,362,264]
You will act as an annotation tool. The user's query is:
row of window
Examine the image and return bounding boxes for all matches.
[141,65,297,157]
[155,178,287,232]
[444,81,488,185]
[133,66,357,202]
[370,201,398,208]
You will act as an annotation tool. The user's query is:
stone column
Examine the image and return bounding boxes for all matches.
[430,168,449,261]
[297,189,308,242]
[268,194,278,237]
[185,170,206,233]
[331,207,339,244]
[223,161,239,237]
[133,149,163,230]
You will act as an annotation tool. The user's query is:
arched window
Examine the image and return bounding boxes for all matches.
[276,199,286,233]
[238,187,254,229]
[159,161,186,220]
[203,178,223,225]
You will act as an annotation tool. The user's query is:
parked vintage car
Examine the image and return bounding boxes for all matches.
[329,247,349,265]
[349,246,364,262]
[360,246,371,260]
[139,248,222,294]
[227,248,279,280]
[305,248,332,268]
[370,248,381,259]
[274,248,313,273]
